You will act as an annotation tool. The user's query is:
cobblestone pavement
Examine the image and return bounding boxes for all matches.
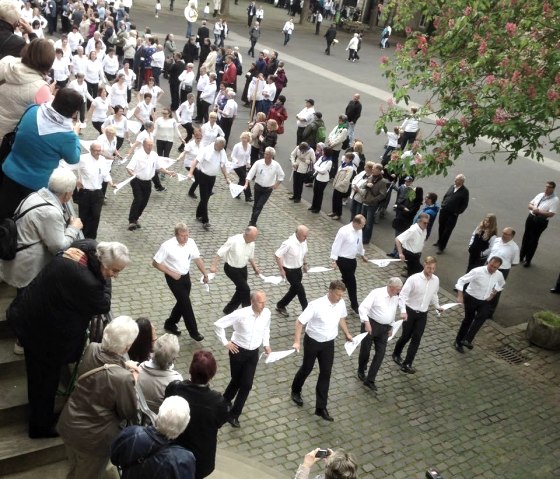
[86,135,559,478]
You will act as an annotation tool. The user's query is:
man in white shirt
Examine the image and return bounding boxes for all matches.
[214,290,271,428]
[295,99,315,145]
[153,223,209,341]
[454,256,506,353]
[200,72,217,123]
[330,215,368,314]
[399,106,419,150]
[290,280,353,422]
[245,147,285,227]
[392,256,443,374]
[210,226,261,314]
[275,225,309,317]
[218,89,238,146]
[357,278,403,391]
[126,138,175,230]
[520,181,559,267]
[75,142,114,239]
[188,137,229,230]
[282,17,295,46]
[396,213,430,277]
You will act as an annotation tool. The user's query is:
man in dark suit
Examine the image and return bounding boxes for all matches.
[196,20,210,45]
[434,174,469,254]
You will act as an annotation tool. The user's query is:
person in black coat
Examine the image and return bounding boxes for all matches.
[182,36,199,64]
[434,174,470,254]
[165,350,228,479]
[7,239,130,439]
[196,21,210,45]
[168,53,185,111]
[324,24,337,55]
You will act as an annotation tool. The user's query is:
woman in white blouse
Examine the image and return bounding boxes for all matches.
[310,145,333,214]
[176,92,195,146]
[52,48,70,89]
[88,86,113,134]
[102,106,129,150]
[138,77,164,114]
[84,51,105,109]
[110,73,128,111]
[177,128,202,199]
[102,48,119,82]
[68,73,94,123]
[230,131,252,202]
[154,108,184,158]
[117,62,136,104]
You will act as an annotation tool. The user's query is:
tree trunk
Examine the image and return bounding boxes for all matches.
[222,0,229,16]
[299,0,310,25]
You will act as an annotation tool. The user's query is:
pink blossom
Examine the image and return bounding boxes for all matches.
[435,118,447,126]
[505,22,517,36]
[429,59,438,69]
[390,152,399,162]
[396,43,403,52]
[493,107,510,125]
[485,75,495,85]
[547,89,559,102]
[432,71,441,83]
[387,98,395,106]
[380,56,389,65]
[511,70,521,84]
[543,2,552,15]
[460,116,469,128]
[555,73,560,85]
[463,6,472,16]
[405,26,412,36]
[478,40,487,55]
[527,85,537,99]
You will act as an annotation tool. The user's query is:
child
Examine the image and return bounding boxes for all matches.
[203,2,210,19]
[155,0,161,18]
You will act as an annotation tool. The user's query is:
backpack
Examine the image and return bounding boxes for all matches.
[316,124,326,143]
[0,200,52,261]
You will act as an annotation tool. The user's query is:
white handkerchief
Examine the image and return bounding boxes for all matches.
[199,273,216,284]
[229,183,245,198]
[369,259,401,267]
[126,109,136,120]
[119,157,129,166]
[344,332,368,356]
[114,175,136,194]
[307,266,333,273]
[79,122,87,129]
[127,120,142,133]
[259,274,284,285]
[440,303,460,311]
[388,320,403,342]
[176,173,188,182]
[203,283,210,293]
[264,349,296,364]
[157,156,176,169]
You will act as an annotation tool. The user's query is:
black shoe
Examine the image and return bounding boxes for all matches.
[227,416,240,428]
[245,197,253,202]
[288,196,295,200]
[128,223,138,231]
[315,408,334,422]
[29,426,59,439]
[164,323,182,336]
[401,364,416,374]
[155,187,167,192]
[188,193,198,199]
[311,209,320,213]
[432,242,439,247]
[363,380,377,391]
[291,391,303,406]
[196,217,204,222]
[523,261,531,268]
[203,222,211,230]
[191,333,205,342]
[357,370,365,381]
[436,249,443,255]
[307,207,314,210]
[454,342,465,354]
[351,306,359,315]
[551,289,560,294]
[462,340,474,350]
[392,354,403,366]
[386,252,397,258]
[276,306,290,317]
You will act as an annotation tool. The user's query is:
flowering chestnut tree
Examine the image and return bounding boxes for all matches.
[376,0,560,177]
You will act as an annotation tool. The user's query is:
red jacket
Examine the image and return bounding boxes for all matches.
[222,63,237,85]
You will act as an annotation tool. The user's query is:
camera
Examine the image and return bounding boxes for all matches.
[315,449,330,459]
[426,468,444,479]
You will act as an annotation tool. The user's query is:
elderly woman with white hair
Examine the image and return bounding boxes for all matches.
[7,240,130,441]
[110,395,196,478]
[57,316,140,479]
[138,334,184,413]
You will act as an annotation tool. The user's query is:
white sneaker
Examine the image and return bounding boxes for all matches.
[13,342,24,355]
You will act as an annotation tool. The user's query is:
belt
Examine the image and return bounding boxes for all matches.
[368,317,392,326]
[406,306,427,314]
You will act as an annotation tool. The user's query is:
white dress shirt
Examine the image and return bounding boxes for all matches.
[71,54,88,76]
[117,68,137,90]
[359,287,399,325]
[96,133,117,157]
[201,81,217,103]
[246,159,285,187]
[127,150,161,181]
[91,97,111,122]
[330,223,365,260]
[52,57,70,81]
[135,101,153,123]
[84,59,104,83]
[179,70,195,90]
[214,306,271,350]
[176,101,195,124]
[299,295,347,343]
[110,83,128,108]
[397,223,427,254]
[456,266,506,301]
[151,50,165,69]
[275,234,307,269]
[231,142,251,168]
[196,144,227,176]
[77,154,112,190]
[102,55,119,75]
[68,79,94,103]
[153,237,200,276]
[182,139,200,168]
[221,99,238,119]
[399,272,440,313]
[217,234,255,268]
[400,116,419,133]
[296,106,315,128]
[488,238,519,270]
[154,117,179,143]
[529,192,559,217]
[102,115,128,138]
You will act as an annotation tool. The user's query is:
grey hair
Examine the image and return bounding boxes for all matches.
[97,241,131,269]
[387,277,403,288]
[48,168,77,195]
[214,137,226,146]
[417,213,430,222]
[325,450,359,479]
[153,334,180,370]
[0,0,21,24]
[143,120,154,130]
[156,396,191,440]
[102,316,139,355]
[264,146,276,157]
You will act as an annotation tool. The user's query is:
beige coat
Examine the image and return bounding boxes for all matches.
[333,165,353,193]
[290,146,315,174]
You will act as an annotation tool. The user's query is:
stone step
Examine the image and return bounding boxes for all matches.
[0,282,17,340]
[0,373,28,426]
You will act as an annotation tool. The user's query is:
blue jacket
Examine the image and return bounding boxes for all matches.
[2,105,80,190]
[414,203,440,238]
[111,426,196,479]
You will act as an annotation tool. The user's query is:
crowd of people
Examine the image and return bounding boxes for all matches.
[0,1,558,479]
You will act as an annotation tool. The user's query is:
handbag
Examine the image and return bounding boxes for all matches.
[0,104,35,165]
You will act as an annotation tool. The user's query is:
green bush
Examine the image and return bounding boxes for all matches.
[534,311,560,328]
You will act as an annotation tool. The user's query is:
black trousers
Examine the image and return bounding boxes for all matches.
[292,171,306,200]
[195,92,204,121]
[291,334,334,409]
[393,306,427,366]
[311,180,327,211]
[128,177,152,223]
[296,126,305,145]
[520,214,548,263]
[400,130,417,150]
[156,139,173,157]
[331,189,345,216]
[456,292,492,344]
[116,136,125,150]
[223,346,259,417]
[223,263,250,314]
[250,145,260,165]
[234,166,251,199]
[335,256,358,310]
[248,38,257,56]
[358,319,391,382]
[487,268,509,318]
[85,81,98,109]
[78,189,104,239]
[249,183,272,226]
[219,117,234,145]
[165,273,200,337]
[277,267,307,310]
[200,100,212,123]
[437,209,459,251]
[403,249,422,277]
[196,172,216,223]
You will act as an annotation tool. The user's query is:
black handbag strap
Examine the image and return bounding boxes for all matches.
[13,200,55,253]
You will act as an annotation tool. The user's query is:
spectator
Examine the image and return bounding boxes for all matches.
[128,318,157,363]
[294,449,358,479]
[309,145,333,213]
[0,0,37,60]
[466,213,498,273]
[110,396,196,479]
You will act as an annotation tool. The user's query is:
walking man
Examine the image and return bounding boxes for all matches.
[357,278,403,391]
[275,225,309,318]
[282,17,295,46]
[153,223,208,341]
[245,147,285,227]
[392,256,443,374]
[344,94,362,146]
[324,24,337,55]
[454,256,506,353]
[290,280,353,422]
[395,213,430,277]
[434,174,469,254]
[330,215,369,314]
[214,290,271,428]
[210,226,261,314]
[248,22,260,58]
[520,181,558,267]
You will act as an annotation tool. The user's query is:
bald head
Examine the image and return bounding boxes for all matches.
[142,138,154,154]
[295,225,309,242]
[243,226,259,243]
